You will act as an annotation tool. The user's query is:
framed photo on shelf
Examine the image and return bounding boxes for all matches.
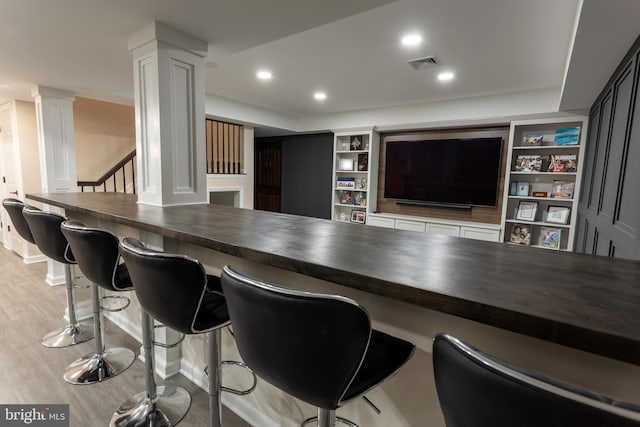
[515,201,538,221]
[337,158,354,171]
[546,206,570,224]
[522,134,543,146]
[340,141,351,151]
[553,127,580,145]
[350,135,363,151]
[547,154,577,173]
[339,190,353,205]
[357,153,368,171]
[514,155,544,172]
[540,227,562,250]
[550,180,574,199]
[516,181,530,196]
[336,177,355,189]
[350,209,366,224]
[509,223,531,246]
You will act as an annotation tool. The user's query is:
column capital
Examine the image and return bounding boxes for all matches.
[31,85,75,101]
[128,21,208,57]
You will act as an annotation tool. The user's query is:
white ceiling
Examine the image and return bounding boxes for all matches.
[0,0,638,124]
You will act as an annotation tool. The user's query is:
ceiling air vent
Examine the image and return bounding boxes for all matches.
[406,55,440,70]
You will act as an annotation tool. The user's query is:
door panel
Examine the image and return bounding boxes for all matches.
[0,106,22,251]
[254,141,282,212]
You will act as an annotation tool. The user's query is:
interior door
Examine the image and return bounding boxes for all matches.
[254,140,282,212]
[0,105,22,251]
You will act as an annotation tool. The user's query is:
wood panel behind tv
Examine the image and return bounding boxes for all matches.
[377,126,509,224]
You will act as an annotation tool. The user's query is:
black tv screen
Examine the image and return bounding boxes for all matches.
[384,137,503,207]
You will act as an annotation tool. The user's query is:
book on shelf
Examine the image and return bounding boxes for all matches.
[553,127,580,145]
[510,223,531,246]
[339,190,353,205]
[550,180,575,199]
[336,177,355,189]
[540,227,562,250]
[514,155,544,172]
[547,154,577,173]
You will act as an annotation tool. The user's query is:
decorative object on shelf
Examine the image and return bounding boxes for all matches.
[339,190,353,205]
[515,201,538,221]
[540,227,562,250]
[515,155,544,172]
[510,182,517,196]
[340,141,351,151]
[357,153,368,171]
[550,181,575,199]
[509,223,531,245]
[350,209,366,224]
[364,142,369,151]
[338,158,354,171]
[522,134,543,146]
[354,192,364,206]
[532,191,548,197]
[553,127,580,145]
[339,212,347,221]
[350,136,363,151]
[546,206,571,224]
[547,154,577,173]
[516,181,530,197]
[337,177,355,189]
[357,177,367,189]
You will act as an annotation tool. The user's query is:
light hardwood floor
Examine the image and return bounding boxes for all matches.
[0,246,251,427]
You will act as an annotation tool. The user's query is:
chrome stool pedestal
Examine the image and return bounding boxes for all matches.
[110,311,191,427]
[41,264,93,348]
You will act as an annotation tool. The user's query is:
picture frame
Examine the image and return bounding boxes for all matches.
[509,223,531,246]
[515,201,538,221]
[339,190,353,205]
[337,158,354,171]
[357,153,368,171]
[516,181,529,197]
[350,135,363,151]
[546,206,570,224]
[522,134,543,146]
[540,227,562,250]
[350,209,366,224]
[336,177,355,189]
[550,180,575,199]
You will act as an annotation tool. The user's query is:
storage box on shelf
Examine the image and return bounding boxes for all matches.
[331,130,379,223]
[501,118,587,251]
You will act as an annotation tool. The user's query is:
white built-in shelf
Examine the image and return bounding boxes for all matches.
[513,145,581,150]
[510,171,577,176]
[505,219,571,228]
[507,196,573,202]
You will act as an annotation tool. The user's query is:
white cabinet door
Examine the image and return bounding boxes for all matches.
[396,219,426,232]
[426,223,460,237]
[366,216,395,229]
[460,226,500,242]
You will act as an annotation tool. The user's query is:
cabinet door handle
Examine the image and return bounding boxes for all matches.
[9,191,18,195]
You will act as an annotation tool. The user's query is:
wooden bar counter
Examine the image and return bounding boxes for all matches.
[27,191,640,365]
[26,192,640,426]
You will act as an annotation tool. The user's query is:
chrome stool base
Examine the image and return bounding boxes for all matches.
[41,323,94,348]
[63,347,135,385]
[302,416,358,427]
[110,385,191,427]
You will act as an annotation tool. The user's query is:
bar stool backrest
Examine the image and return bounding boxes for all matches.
[433,333,640,427]
[2,198,36,244]
[61,220,131,292]
[220,265,371,411]
[118,237,208,334]
[22,206,74,264]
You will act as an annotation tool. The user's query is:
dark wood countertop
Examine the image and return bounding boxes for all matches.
[27,192,640,365]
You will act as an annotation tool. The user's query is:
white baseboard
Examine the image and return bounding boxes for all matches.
[180,358,279,427]
[45,272,66,287]
[23,254,47,264]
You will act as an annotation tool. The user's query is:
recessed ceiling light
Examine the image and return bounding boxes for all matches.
[314,92,327,101]
[256,70,272,80]
[437,71,455,81]
[401,34,422,47]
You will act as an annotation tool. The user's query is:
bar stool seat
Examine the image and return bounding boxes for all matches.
[116,238,255,427]
[220,265,416,427]
[433,333,640,427]
[2,198,36,245]
[60,220,136,385]
[22,206,94,348]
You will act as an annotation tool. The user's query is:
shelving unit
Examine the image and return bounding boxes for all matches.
[331,129,379,224]
[500,117,588,251]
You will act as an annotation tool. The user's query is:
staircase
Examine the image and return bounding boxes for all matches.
[77,150,136,194]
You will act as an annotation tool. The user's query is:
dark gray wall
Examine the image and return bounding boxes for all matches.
[576,34,640,260]
[256,133,333,219]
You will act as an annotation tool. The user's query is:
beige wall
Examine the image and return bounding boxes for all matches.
[14,101,41,196]
[74,97,135,181]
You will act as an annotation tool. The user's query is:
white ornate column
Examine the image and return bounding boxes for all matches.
[128,21,208,206]
[31,85,77,286]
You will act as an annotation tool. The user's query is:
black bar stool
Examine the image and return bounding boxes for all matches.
[2,198,36,245]
[433,333,640,427]
[115,237,256,427]
[220,265,416,427]
[22,206,94,348]
[60,220,136,385]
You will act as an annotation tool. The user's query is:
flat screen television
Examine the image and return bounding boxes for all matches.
[384,137,503,208]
